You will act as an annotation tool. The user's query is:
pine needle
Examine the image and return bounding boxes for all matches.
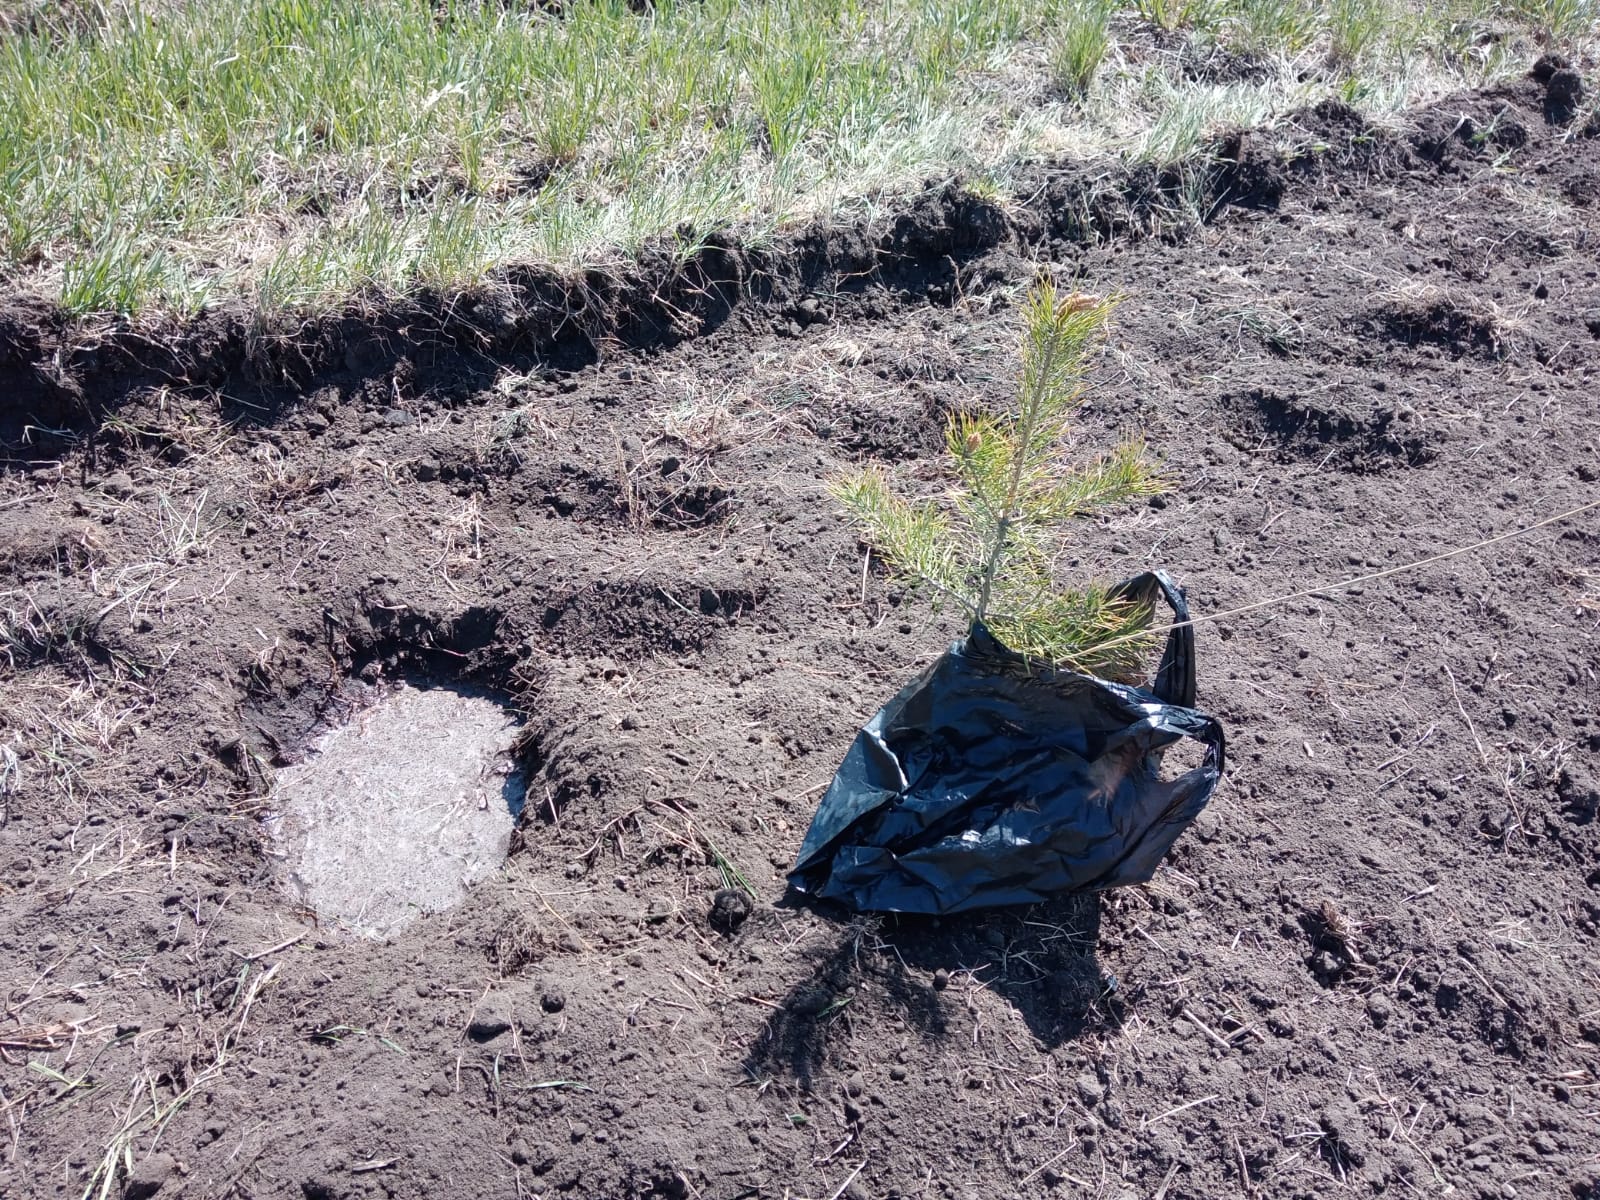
[837,281,1160,671]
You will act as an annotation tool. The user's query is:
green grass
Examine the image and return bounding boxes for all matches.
[0,0,1593,319]
[1051,0,1117,96]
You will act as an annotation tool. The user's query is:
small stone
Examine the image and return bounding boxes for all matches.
[889,1065,908,1081]
[932,968,950,990]
[540,991,566,1014]
[1075,1073,1102,1106]
[709,888,752,933]
[467,1013,512,1042]
[414,456,441,482]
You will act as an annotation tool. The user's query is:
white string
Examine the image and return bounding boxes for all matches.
[1102,495,1600,651]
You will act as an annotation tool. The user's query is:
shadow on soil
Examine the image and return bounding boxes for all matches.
[742,893,1117,1091]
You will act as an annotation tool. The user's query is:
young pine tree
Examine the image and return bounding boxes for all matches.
[834,281,1162,677]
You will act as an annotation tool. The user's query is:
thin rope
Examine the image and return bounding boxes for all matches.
[1099,495,1600,653]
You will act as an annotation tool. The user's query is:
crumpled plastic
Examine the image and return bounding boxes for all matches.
[788,571,1226,914]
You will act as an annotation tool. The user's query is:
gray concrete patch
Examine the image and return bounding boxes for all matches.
[266,684,525,939]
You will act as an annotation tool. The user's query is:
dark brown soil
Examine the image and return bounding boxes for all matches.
[4,72,1599,1200]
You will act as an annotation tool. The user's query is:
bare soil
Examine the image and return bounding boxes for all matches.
[3,71,1599,1200]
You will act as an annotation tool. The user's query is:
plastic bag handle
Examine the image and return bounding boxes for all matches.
[1108,570,1195,708]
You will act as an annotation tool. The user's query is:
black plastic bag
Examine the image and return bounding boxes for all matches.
[788,571,1226,914]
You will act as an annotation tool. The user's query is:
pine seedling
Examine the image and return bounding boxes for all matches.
[834,281,1163,678]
